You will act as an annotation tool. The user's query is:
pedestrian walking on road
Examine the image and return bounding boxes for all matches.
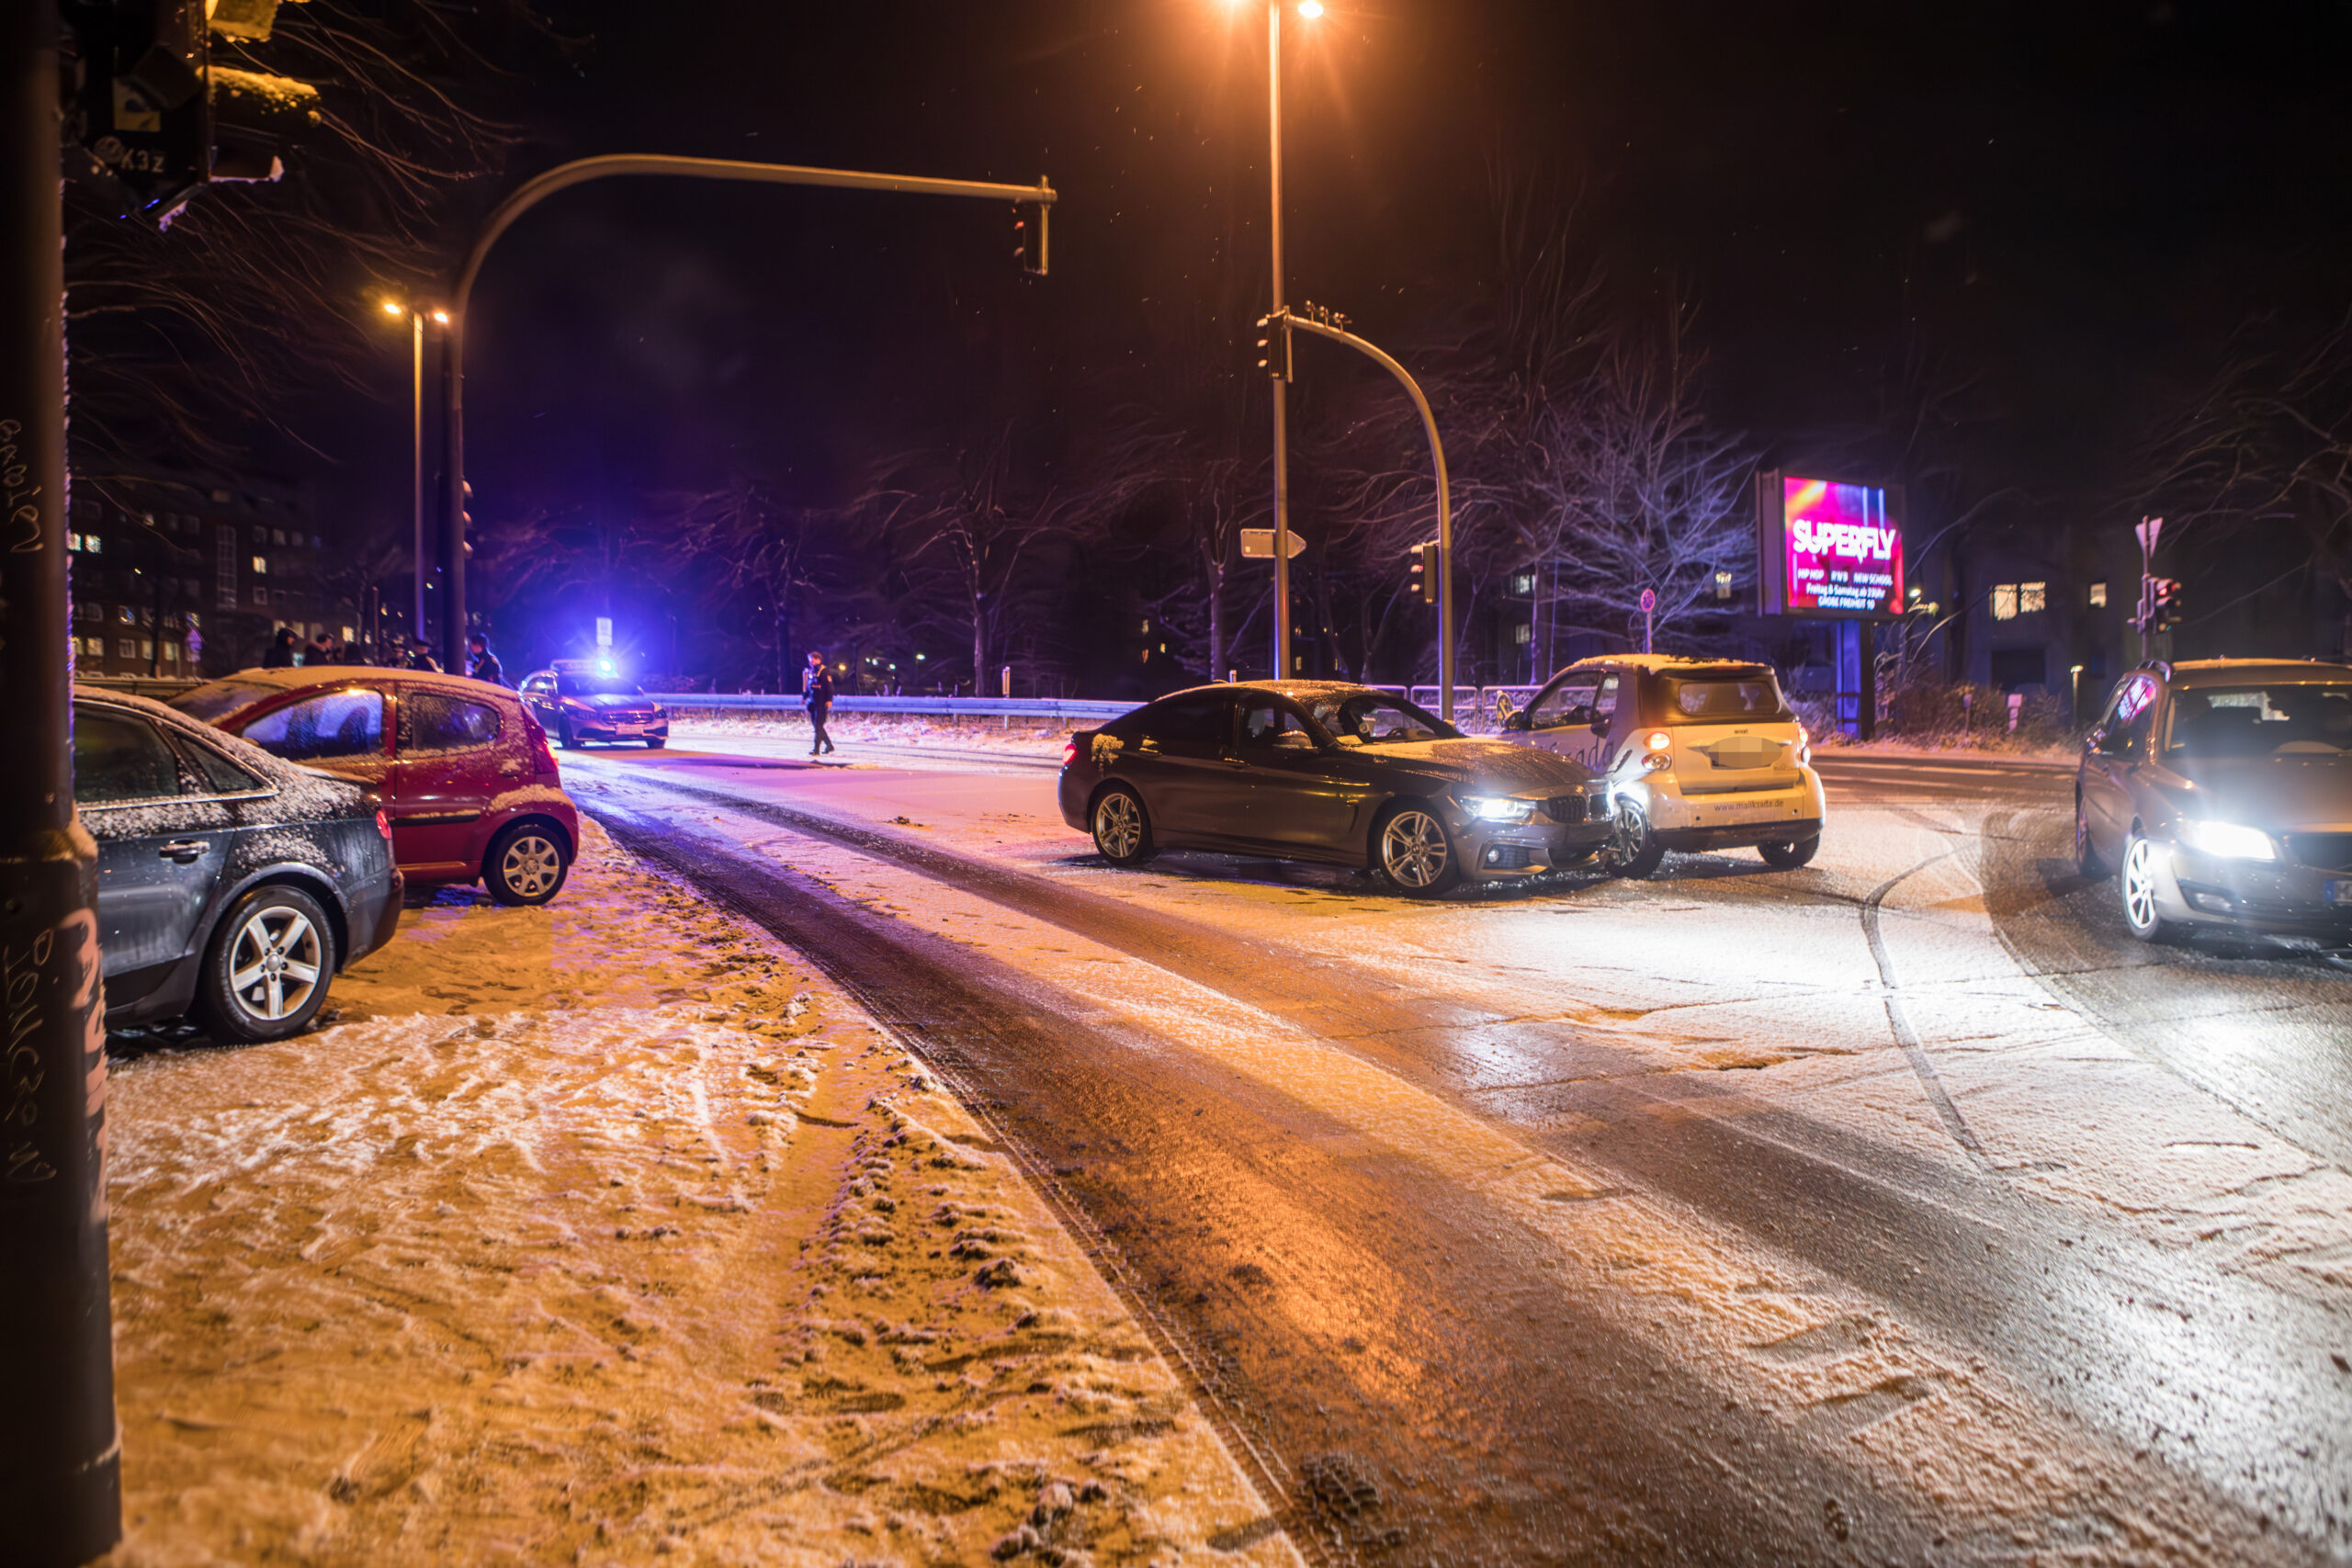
[466,633,506,687]
[403,639,441,673]
[803,650,836,756]
[261,627,298,669]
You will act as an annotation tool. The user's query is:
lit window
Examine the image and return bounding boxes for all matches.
[2019,581,2047,614]
[139,640,153,660]
[84,534,99,554]
[1514,623,1533,645]
[65,532,81,551]
[1511,572,1536,595]
[117,637,138,658]
[2088,581,2107,607]
[1990,584,2018,621]
[252,555,267,574]
[340,625,355,642]
[82,636,104,657]
[163,642,178,663]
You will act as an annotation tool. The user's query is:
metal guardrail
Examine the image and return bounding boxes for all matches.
[650,693,1142,723]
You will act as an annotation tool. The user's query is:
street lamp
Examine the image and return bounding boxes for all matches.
[379,298,446,656]
[1236,0,1320,680]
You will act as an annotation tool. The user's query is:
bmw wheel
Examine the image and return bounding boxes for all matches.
[559,716,581,750]
[198,885,337,1044]
[1374,805,1460,897]
[1605,796,1667,880]
[486,822,571,907]
[2119,831,2177,943]
[1091,785,1156,866]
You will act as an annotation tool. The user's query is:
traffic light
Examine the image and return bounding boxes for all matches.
[2150,577,2184,631]
[62,0,320,222]
[1255,311,1292,382]
[1013,201,1049,276]
[1409,540,1442,604]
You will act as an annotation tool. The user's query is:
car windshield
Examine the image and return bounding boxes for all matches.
[169,679,276,723]
[1656,672,1792,726]
[2164,683,2352,758]
[557,672,643,697]
[1302,693,1457,745]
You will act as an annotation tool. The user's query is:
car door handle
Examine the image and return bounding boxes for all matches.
[158,840,209,863]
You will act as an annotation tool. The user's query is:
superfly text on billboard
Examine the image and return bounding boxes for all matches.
[1781,477,1903,616]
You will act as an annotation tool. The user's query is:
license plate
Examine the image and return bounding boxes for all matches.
[2328,881,2352,907]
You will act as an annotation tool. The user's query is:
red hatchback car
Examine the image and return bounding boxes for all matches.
[172,668,582,906]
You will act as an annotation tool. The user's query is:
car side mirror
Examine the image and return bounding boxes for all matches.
[1589,716,1611,736]
[1504,712,1532,731]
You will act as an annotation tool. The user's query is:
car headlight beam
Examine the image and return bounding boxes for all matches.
[1461,794,1536,824]
[2177,819,2277,862]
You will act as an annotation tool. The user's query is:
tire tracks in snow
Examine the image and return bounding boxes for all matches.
[575,766,2352,1563]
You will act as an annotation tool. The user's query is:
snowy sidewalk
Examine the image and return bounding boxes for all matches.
[101,820,1294,1567]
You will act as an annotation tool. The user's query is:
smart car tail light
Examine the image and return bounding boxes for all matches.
[1063,739,1079,768]
[375,808,392,840]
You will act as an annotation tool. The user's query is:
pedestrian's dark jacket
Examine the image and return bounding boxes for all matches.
[469,649,505,687]
[802,663,834,707]
[405,649,441,672]
[261,636,296,669]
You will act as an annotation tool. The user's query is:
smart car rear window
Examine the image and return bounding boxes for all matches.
[1656,674,1791,726]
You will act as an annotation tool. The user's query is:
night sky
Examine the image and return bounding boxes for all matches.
[300,1,2352,650]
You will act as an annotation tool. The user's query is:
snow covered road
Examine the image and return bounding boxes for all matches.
[559,739,2352,1565]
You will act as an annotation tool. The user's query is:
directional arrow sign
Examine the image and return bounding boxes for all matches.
[1240,528,1306,559]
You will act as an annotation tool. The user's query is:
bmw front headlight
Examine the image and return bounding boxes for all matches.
[1460,794,1535,824]
[2177,819,2277,862]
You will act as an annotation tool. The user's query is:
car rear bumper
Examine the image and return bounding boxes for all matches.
[1633,768,1827,847]
[574,718,668,741]
[345,867,405,967]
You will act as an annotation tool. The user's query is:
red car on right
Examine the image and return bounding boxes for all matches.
[2076,658,2352,946]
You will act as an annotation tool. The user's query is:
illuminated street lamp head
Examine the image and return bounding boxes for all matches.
[1296,0,1322,16]
[380,299,403,316]
[430,310,449,325]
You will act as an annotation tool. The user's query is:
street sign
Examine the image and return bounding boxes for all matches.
[1639,588,1657,613]
[1240,528,1306,559]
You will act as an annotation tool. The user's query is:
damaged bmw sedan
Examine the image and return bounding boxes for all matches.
[1057,682,1615,895]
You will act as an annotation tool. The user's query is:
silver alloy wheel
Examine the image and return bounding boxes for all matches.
[226,906,323,1023]
[1379,808,1452,889]
[501,833,564,899]
[2121,835,2161,932]
[1093,791,1144,860]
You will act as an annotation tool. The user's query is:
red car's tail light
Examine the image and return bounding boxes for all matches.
[1062,739,1079,767]
[524,713,560,775]
[375,808,392,840]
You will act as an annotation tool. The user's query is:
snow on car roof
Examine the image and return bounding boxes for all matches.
[2160,659,2352,689]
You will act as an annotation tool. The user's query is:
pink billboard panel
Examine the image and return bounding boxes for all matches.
[1781,477,1902,616]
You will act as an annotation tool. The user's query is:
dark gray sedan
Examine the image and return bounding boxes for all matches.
[2076,658,2352,945]
[1057,682,1614,895]
[75,687,404,1042]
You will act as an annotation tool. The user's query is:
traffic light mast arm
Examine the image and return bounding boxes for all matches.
[1283,309,1456,723]
[438,154,1057,672]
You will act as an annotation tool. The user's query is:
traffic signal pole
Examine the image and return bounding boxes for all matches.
[1,3,124,1562]
[1283,310,1455,722]
[438,154,1057,675]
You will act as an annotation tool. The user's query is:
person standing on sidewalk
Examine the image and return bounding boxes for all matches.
[803,650,836,756]
[466,633,506,688]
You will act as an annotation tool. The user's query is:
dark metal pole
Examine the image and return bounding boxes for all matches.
[440,154,1057,681]
[0,4,124,1562]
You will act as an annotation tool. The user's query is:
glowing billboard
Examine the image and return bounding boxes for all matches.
[1756,473,1904,618]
